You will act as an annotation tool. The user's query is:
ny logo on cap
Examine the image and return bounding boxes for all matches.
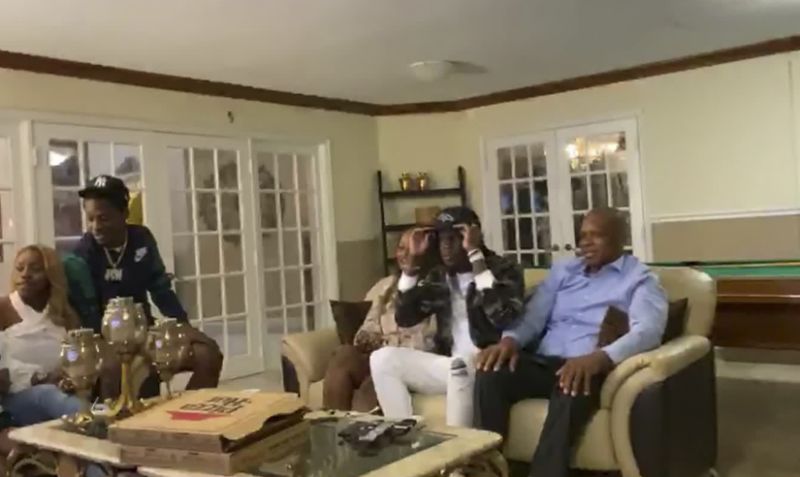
[94,176,108,188]
[437,212,455,223]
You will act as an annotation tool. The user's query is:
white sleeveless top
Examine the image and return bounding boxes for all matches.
[0,291,66,392]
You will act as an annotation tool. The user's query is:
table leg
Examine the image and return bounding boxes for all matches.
[443,448,509,477]
[7,444,58,477]
[472,449,509,477]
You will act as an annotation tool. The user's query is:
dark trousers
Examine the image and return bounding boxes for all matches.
[474,354,605,477]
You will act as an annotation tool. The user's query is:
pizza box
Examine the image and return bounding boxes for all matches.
[108,390,306,453]
[119,419,310,475]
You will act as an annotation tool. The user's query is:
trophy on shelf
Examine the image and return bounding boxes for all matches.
[416,172,429,190]
[101,297,149,418]
[399,173,413,191]
[144,318,193,399]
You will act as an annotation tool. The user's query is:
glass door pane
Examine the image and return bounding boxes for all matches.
[556,118,645,258]
[486,135,560,268]
[47,139,143,254]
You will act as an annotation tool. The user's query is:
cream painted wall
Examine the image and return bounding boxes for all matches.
[376,113,470,227]
[0,68,379,243]
[378,53,800,231]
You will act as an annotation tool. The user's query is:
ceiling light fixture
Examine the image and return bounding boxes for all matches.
[409,60,456,82]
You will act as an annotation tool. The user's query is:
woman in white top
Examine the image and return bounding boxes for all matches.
[0,245,83,426]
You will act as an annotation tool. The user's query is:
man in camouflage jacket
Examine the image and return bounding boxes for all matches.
[371,206,524,427]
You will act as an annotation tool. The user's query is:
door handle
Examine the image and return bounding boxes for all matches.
[550,244,560,252]
[564,244,574,251]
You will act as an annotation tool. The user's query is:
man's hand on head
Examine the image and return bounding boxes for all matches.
[405,227,432,275]
[455,223,482,253]
[556,350,613,397]
[476,336,520,372]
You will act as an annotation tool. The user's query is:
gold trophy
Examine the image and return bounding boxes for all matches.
[59,328,103,431]
[399,173,413,191]
[60,328,103,399]
[101,297,148,417]
[145,318,193,399]
[417,172,429,190]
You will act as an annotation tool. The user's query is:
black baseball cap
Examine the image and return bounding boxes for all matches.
[434,206,481,232]
[79,175,130,208]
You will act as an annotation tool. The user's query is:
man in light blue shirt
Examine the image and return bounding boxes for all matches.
[474,208,668,477]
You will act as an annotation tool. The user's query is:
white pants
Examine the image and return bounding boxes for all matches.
[370,346,475,427]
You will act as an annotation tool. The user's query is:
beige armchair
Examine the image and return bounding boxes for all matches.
[281,267,717,477]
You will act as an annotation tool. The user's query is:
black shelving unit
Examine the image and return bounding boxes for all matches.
[377,166,467,274]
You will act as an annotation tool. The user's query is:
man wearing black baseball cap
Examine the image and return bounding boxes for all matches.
[370,206,524,427]
[65,175,223,398]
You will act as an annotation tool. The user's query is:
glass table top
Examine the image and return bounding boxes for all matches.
[249,416,452,477]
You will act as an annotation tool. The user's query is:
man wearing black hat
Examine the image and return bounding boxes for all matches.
[66,175,223,398]
[370,206,524,427]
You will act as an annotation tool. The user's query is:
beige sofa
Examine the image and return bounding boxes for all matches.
[282,267,717,477]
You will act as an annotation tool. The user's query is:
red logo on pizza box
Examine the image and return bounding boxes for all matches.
[167,411,225,421]
[169,396,252,421]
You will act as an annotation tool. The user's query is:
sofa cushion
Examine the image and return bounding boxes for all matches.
[596,298,690,348]
[504,399,617,470]
[330,300,372,345]
[411,394,447,427]
[308,380,324,409]
[662,297,689,343]
[598,306,630,348]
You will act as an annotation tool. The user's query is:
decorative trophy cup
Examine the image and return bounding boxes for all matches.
[417,172,429,190]
[145,318,193,398]
[59,328,103,399]
[399,173,413,191]
[59,328,103,431]
[101,297,148,417]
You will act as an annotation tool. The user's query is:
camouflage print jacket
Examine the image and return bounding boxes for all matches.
[394,250,524,355]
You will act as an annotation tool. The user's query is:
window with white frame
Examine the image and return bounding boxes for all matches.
[47,139,144,254]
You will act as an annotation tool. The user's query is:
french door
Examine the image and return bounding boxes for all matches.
[483,118,646,266]
[34,128,262,376]
[251,140,332,368]
[0,122,22,295]
[157,135,261,377]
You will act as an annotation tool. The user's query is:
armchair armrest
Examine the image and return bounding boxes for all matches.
[600,336,709,409]
[281,329,340,402]
[609,335,714,477]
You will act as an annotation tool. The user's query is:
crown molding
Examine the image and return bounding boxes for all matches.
[0,49,380,115]
[2,35,800,117]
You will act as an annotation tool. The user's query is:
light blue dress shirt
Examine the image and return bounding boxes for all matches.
[503,255,668,364]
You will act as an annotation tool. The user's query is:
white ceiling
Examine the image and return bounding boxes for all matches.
[1,0,799,104]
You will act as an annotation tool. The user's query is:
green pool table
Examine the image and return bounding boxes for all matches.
[653,260,800,350]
